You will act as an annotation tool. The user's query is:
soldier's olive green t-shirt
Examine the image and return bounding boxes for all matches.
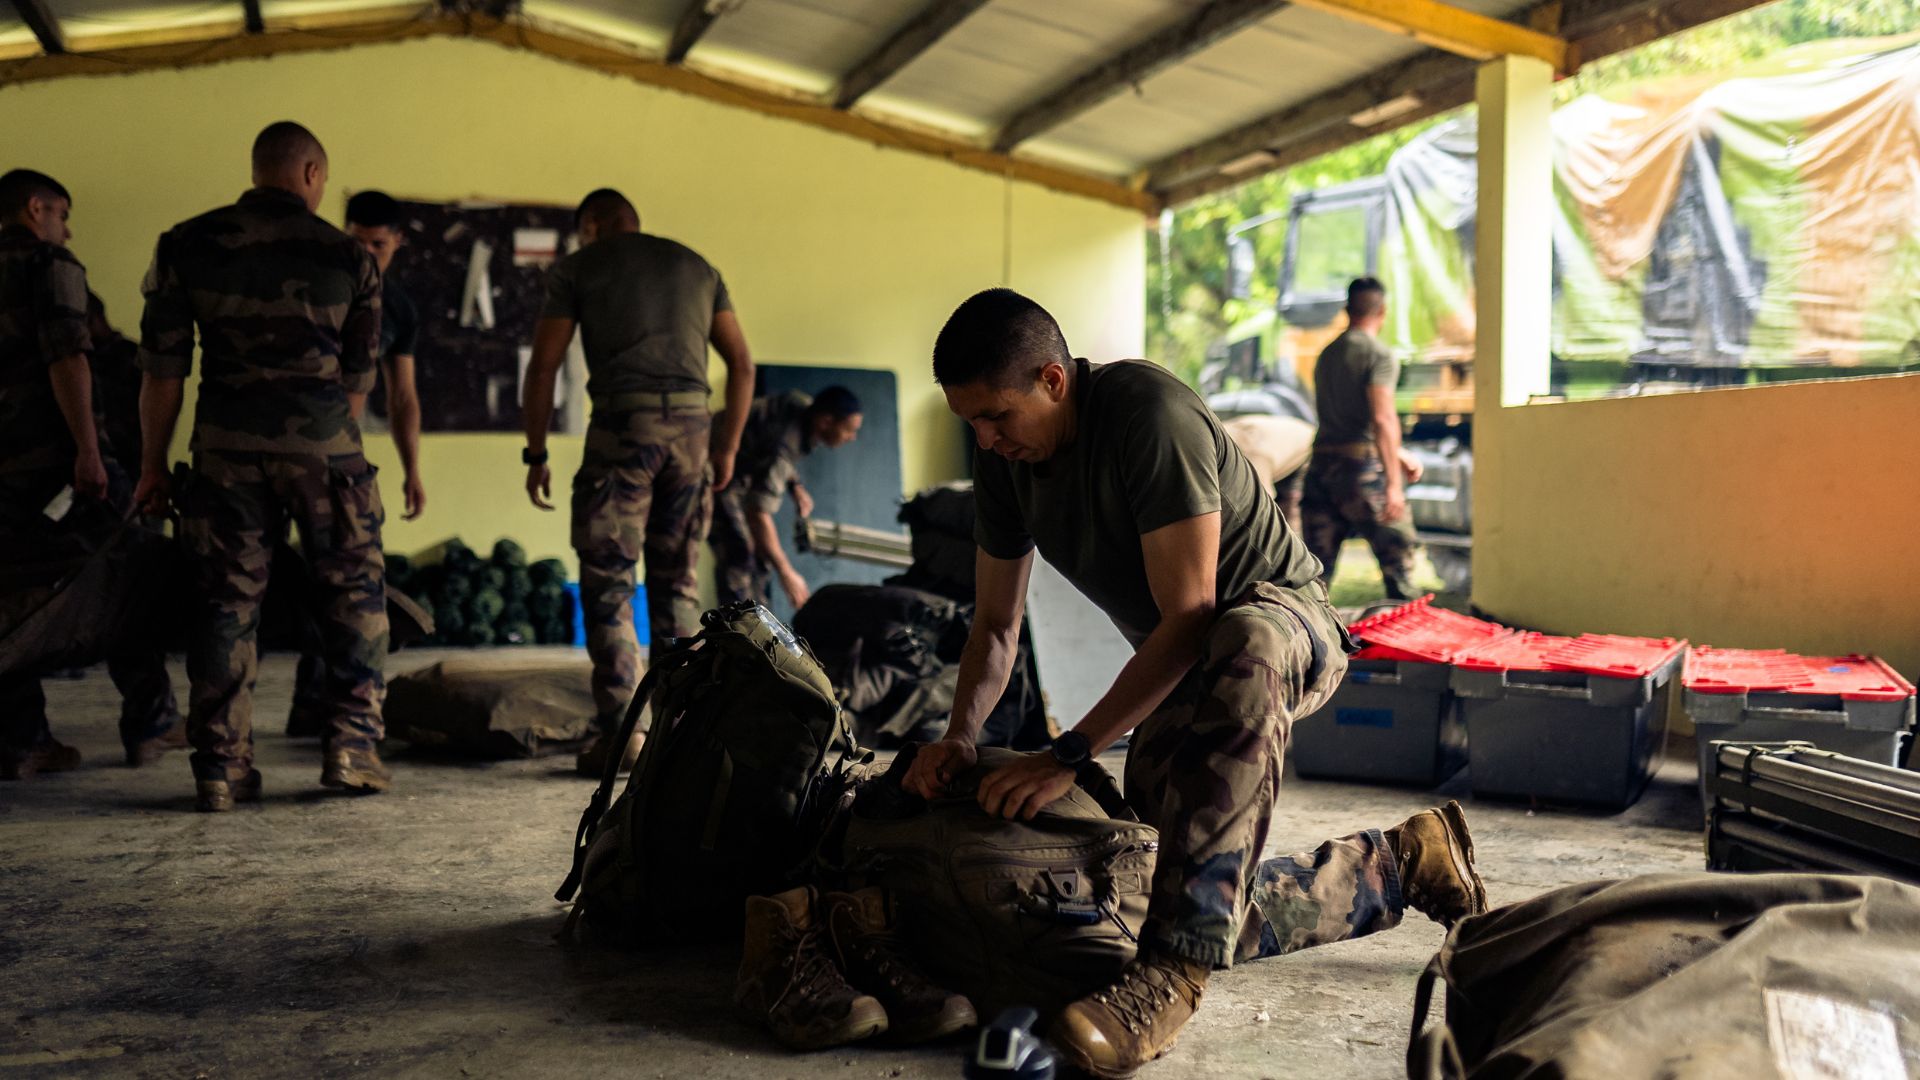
[972,359,1322,647]
[540,232,730,399]
[736,390,813,516]
[1312,328,1399,445]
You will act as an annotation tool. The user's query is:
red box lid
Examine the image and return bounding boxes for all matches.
[1683,647,1916,702]
[1348,595,1512,664]
[1455,631,1686,679]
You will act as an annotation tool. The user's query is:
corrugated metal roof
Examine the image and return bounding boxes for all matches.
[0,0,1752,208]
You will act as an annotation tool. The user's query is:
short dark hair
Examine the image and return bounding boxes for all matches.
[808,385,862,419]
[1347,277,1386,320]
[575,188,638,231]
[931,288,1071,388]
[0,169,70,219]
[252,121,326,174]
[346,190,404,231]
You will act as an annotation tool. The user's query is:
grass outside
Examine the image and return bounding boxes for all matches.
[1325,537,1447,608]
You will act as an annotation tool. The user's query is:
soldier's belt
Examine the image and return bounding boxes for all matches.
[1310,441,1379,460]
[601,390,711,412]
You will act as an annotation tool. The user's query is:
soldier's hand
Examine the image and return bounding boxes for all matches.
[792,485,815,520]
[977,752,1076,821]
[402,472,427,521]
[1383,486,1409,524]
[710,449,736,492]
[902,737,976,799]
[781,570,811,610]
[133,468,171,518]
[73,451,108,502]
[527,463,553,510]
[1397,448,1425,484]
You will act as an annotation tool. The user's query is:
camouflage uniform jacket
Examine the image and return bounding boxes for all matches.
[137,187,381,457]
[0,224,101,488]
[734,390,813,515]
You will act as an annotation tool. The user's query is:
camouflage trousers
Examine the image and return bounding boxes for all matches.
[573,400,712,726]
[707,486,771,608]
[180,450,387,781]
[1124,581,1404,969]
[1301,450,1417,600]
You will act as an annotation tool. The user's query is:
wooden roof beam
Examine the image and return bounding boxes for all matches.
[1287,0,1570,72]
[10,0,66,55]
[831,0,990,111]
[664,0,729,65]
[991,0,1291,152]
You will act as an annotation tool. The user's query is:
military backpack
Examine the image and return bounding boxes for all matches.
[829,746,1159,1018]
[556,602,866,945]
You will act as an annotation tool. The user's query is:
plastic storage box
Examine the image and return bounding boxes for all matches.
[1293,597,1511,785]
[1451,632,1687,810]
[1684,649,1914,798]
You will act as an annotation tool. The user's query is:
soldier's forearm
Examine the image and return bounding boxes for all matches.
[946,621,1021,745]
[385,357,423,477]
[138,374,185,476]
[47,354,102,460]
[746,510,794,575]
[1072,608,1211,756]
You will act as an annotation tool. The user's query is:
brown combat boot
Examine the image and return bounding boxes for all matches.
[821,888,976,1044]
[1048,952,1209,1078]
[736,885,889,1050]
[321,745,392,793]
[1385,800,1489,928]
[196,769,263,812]
[1,737,83,780]
[574,727,643,779]
[126,722,189,767]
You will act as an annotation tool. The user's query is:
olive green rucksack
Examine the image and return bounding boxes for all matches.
[829,747,1160,1019]
[556,602,867,945]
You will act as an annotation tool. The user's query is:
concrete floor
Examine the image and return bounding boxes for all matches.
[1,648,1709,1079]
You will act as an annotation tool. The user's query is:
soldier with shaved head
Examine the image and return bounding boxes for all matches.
[521,186,755,777]
[136,120,391,811]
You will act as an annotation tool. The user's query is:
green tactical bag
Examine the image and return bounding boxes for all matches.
[556,602,867,945]
[831,746,1159,1019]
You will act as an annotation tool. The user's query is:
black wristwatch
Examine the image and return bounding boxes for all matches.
[522,447,549,466]
[1049,730,1092,770]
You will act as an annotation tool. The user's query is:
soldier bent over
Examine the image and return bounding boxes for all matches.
[707,385,863,610]
[136,122,391,811]
[520,189,754,777]
[903,289,1488,1078]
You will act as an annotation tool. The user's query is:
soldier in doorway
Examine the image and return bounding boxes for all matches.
[1299,277,1420,599]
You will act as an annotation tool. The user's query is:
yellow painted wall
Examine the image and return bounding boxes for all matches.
[0,36,1146,569]
[1474,374,1920,678]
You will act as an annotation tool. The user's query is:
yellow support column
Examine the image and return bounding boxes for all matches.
[1471,54,1554,601]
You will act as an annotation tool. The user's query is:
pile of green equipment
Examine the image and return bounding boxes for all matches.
[389,538,576,647]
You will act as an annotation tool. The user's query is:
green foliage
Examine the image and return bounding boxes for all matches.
[1146,1,1920,376]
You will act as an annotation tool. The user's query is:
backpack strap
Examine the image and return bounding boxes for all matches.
[1405,954,1464,1080]
[554,646,688,903]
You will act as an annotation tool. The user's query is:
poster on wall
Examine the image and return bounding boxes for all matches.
[362,197,586,434]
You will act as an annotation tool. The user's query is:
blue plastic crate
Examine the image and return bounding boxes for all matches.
[564,582,650,648]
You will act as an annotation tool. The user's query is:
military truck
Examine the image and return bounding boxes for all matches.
[1207,34,1920,591]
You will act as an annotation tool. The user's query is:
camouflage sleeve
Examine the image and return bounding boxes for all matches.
[745,455,793,516]
[339,248,382,394]
[136,233,194,379]
[33,245,93,363]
